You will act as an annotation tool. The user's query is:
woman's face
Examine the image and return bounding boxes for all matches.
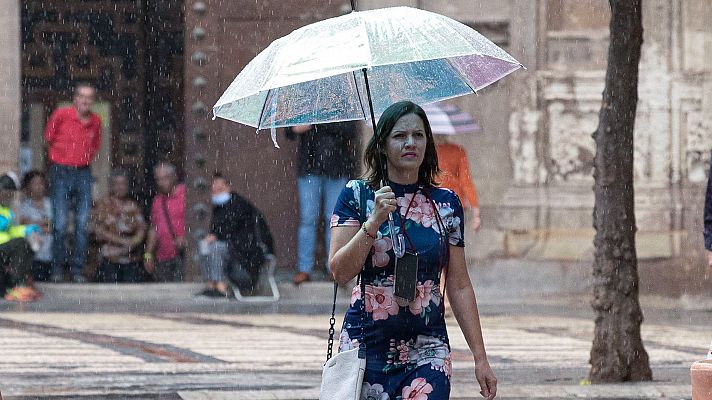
[111,176,129,198]
[28,176,46,198]
[385,113,428,173]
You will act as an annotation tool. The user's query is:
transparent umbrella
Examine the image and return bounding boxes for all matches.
[212,5,523,135]
[213,4,523,259]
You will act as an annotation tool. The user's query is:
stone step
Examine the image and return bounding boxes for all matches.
[35,281,350,304]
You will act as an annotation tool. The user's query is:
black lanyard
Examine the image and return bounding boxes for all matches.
[399,188,422,255]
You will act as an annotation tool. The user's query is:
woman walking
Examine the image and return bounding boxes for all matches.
[329,101,497,399]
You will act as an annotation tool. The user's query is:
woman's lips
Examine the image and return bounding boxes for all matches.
[402,152,417,158]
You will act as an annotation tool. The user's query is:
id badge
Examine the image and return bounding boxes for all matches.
[394,251,418,302]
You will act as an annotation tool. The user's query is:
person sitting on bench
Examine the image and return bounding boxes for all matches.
[197,172,273,298]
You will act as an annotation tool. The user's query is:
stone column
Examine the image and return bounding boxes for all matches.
[0,0,20,173]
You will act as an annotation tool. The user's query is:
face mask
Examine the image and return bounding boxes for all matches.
[211,192,231,205]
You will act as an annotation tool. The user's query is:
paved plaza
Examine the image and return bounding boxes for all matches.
[0,264,710,399]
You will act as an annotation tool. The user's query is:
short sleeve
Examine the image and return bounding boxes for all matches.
[330,180,363,228]
[437,189,465,247]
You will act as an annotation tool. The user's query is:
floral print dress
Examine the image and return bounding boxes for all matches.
[330,180,465,400]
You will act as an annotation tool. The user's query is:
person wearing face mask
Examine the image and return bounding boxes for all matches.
[197,172,273,297]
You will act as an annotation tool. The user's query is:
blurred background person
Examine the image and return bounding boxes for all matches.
[144,162,185,282]
[19,171,53,282]
[0,172,42,302]
[285,122,358,284]
[434,136,481,232]
[45,82,102,283]
[197,173,273,297]
[92,169,146,283]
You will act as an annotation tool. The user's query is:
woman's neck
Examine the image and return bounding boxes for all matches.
[387,166,419,185]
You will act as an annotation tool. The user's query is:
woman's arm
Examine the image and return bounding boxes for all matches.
[328,186,396,285]
[328,226,373,284]
[128,215,147,250]
[446,245,497,399]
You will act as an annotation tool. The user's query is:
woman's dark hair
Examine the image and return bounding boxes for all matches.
[363,101,440,188]
[21,170,47,191]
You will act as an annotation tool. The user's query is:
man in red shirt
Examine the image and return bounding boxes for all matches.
[45,83,102,283]
[144,162,186,282]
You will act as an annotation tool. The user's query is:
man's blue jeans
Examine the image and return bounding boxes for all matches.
[297,175,347,274]
[49,164,92,277]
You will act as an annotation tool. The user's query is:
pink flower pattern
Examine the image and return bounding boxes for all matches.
[372,233,393,268]
[365,285,400,321]
[351,284,361,307]
[397,340,410,363]
[397,193,438,228]
[442,355,452,378]
[401,378,433,400]
[409,280,434,315]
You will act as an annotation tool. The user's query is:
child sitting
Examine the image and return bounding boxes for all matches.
[0,172,42,302]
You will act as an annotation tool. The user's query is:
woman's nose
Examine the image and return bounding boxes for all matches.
[404,135,415,146]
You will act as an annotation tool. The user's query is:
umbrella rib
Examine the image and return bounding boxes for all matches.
[256,88,272,130]
[352,71,368,120]
[444,58,478,95]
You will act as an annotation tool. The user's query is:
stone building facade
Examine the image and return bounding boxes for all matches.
[358,0,712,293]
[1,1,710,288]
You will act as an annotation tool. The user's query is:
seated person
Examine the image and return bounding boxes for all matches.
[18,170,53,281]
[91,169,147,283]
[0,172,42,302]
[198,172,273,297]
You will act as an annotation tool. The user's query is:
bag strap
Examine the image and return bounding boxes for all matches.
[161,196,179,243]
[325,180,368,362]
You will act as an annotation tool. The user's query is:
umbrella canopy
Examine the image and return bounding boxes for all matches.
[212,6,522,130]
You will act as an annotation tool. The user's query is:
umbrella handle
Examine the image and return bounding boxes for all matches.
[381,179,405,259]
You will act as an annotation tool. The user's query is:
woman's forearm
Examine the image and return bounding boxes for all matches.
[328,226,376,284]
[448,284,488,362]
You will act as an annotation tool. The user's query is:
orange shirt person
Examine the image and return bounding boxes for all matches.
[435,139,481,231]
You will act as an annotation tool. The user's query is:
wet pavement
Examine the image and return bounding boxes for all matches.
[0,262,710,399]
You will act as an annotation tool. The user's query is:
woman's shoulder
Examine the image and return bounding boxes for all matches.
[431,186,462,205]
[345,179,375,193]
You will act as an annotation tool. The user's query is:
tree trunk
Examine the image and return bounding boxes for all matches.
[589,0,652,383]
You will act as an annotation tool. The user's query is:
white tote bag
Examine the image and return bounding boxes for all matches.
[319,347,366,400]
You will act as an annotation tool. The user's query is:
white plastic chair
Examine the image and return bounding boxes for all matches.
[233,254,280,303]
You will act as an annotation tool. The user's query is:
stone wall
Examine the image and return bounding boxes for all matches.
[184,0,352,271]
[0,0,20,174]
[501,0,712,293]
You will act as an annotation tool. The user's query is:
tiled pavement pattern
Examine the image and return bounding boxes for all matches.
[0,311,706,399]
